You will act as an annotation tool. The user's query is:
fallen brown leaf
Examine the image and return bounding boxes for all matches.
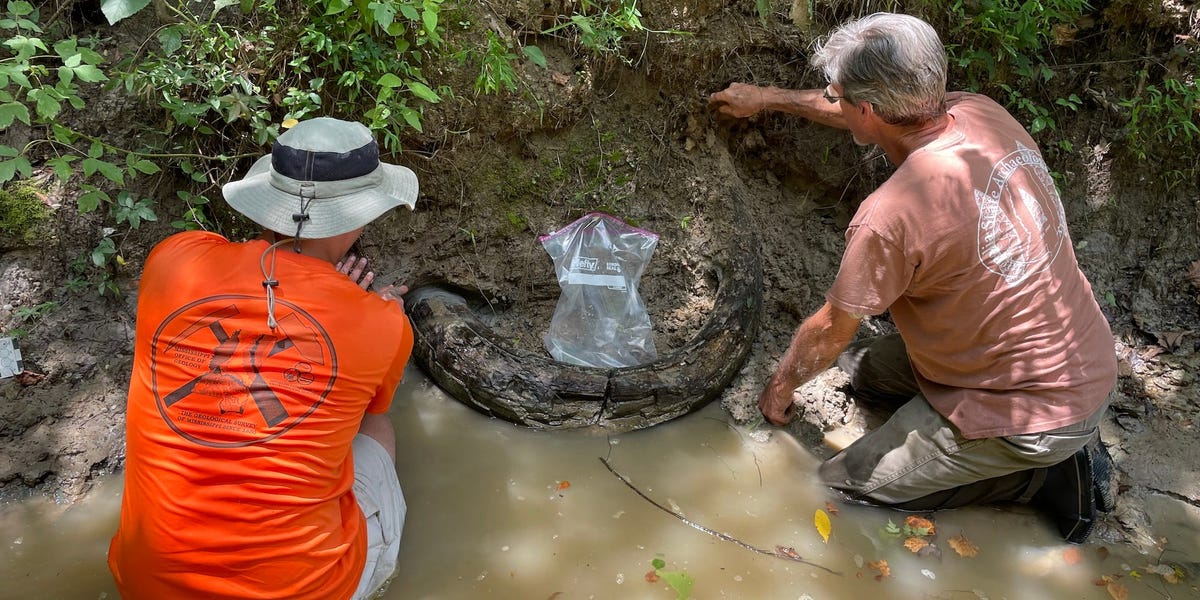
[904,536,930,553]
[1096,546,1110,561]
[551,72,570,86]
[1063,547,1082,565]
[867,559,891,580]
[1107,581,1129,600]
[904,515,935,536]
[1154,330,1190,352]
[947,534,979,558]
[825,501,840,516]
[14,370,46,386]
[644,570,659,583]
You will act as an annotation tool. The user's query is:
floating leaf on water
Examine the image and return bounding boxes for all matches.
[557,480,571,491]
[867,559,891,580]
[644,570,659,583]
[825,501,840,516]
[884,519,901,536]
[1063,547,1082,565]
[1106,581,1129,600]
[815,509,832,543]
[904,536,930,553]
[904,515,935,536]
[948,533,980,558]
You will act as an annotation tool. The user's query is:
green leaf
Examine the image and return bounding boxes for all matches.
[377,73,404,88]
[407,80,440,102]
[91,238,116,266]
[651,557,666,570]
[0,102,30,128]
[72,64,107,83]
[9,1,35,17]
[422,5,437,35]
[78,188,107,213]
[213,0,239,15]
[0,159,16,183]
[324,0,351,15]
[58,65,75,87]
[132,159,160,174]
[369,1,396,28]
[158,26,183,56]
[28,88,62,120]
[399,4,419,20]
[660,570,694,600]
[100,0,152,24]
[4,35,47,59]
[522,45,547,68]
[47,155,77,181]
[398,105,422,131]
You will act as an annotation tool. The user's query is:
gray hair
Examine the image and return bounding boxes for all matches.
[812,13,948,126]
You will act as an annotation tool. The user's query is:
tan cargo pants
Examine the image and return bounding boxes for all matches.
[820,334,1107,509]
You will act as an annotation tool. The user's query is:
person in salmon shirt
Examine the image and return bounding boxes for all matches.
[109,117,418,598]
[711,13,1117,543]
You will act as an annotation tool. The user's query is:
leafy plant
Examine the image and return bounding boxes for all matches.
[474,29,519,95]
[940,0,1089,137]
[1120,77,1200,168]
[11,300,57,323]
[542,0,689,64]
[0,1,110,185]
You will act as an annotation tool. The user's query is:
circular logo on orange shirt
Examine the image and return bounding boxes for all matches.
[149,295,337,447]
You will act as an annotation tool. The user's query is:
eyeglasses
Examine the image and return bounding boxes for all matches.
[822,87,845,104]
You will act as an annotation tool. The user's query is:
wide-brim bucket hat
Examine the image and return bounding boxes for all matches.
[222,117,418,239]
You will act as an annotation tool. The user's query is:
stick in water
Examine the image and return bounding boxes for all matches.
[598,457,841,576]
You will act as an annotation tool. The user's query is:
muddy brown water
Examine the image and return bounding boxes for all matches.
[0,368,1187,599]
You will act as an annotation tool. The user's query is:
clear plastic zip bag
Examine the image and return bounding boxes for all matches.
[539,212,659,367]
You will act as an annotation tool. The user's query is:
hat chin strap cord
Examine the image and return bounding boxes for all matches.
[259,183,316,330]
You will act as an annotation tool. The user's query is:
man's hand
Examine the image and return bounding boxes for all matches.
[709,83,768,119]
[336,254,375,290]
[377,284,409,312]
[336,254,410,311]
[758,375,798,426]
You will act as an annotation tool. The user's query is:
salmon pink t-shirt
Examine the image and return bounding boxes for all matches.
[108,231,412,599]
[827,92,1116,439]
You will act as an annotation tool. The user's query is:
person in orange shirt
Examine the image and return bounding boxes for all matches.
[109,117,418,599]
[710,13,1116,543]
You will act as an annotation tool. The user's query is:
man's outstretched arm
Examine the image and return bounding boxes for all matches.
[759,301,862,425]
[709,83,850,129]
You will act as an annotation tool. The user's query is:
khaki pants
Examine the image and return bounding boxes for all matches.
[351,434,406,600]
[820,334,1107,509]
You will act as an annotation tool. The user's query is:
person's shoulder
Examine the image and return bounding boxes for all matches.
[147,230,230,264]
[946,91,1005,114]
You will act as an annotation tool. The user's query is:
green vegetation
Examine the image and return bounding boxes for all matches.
[649,554,694,599]
[543,0,689,64]
[0,0,1193,295]
[0,181,49,245]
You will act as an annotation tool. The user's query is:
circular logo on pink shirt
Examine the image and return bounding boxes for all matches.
[974,141,1067,285]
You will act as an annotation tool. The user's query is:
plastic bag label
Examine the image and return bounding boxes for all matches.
[539,212,658,368]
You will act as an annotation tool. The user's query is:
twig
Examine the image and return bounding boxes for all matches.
[599,457,841,575]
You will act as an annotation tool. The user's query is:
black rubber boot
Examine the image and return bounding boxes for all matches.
[1090,435,1116,513]
[1032,448,1096,544]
